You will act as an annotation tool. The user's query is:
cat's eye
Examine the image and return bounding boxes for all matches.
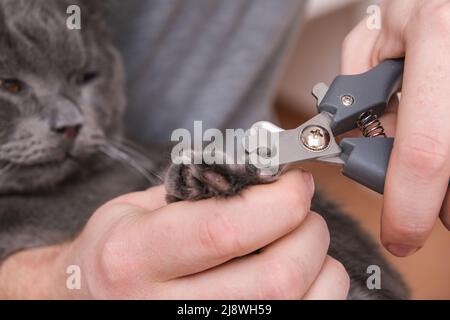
[75,71,99,85]
[0,79,23,94]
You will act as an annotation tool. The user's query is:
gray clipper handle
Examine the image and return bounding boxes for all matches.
[318,59,404,135]
[339,138,394,194]
[340,138,450,193]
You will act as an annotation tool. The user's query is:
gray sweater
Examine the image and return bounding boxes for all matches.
[107,0,306,143]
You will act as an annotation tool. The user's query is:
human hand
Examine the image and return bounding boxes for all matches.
[0,170,349,299]
[341,0,450,256]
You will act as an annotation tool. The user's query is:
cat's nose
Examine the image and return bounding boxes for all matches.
[49,102,84,140]
[52,125,81,140]
[50,115,83,140]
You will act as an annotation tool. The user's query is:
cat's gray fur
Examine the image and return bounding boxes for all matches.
[0,0,408,299]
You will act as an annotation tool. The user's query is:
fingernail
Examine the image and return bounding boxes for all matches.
[302,171,315,197]
[387,244,419,257]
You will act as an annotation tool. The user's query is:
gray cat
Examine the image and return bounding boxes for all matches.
[0,0,408,299]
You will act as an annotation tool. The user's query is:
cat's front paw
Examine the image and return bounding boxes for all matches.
[165,150,276,203]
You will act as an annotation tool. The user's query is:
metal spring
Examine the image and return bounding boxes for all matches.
[357,110,386,138]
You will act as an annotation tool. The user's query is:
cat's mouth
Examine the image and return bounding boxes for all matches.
[0,153,83,194]
[24,156,73,169]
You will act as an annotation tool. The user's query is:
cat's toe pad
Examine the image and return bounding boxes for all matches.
[201,170,231,193]
[165,163,235,202]
[164,149,280,203]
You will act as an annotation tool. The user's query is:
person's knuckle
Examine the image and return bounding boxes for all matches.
[95,236,135,294]
[198,210,242,258]
[397,133,448,180]
[342,30,357,56]
[415,1,450,35]
[260,258,303,299]
[341,34,351,54]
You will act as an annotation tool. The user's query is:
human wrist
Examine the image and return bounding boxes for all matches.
[0,242,85,299]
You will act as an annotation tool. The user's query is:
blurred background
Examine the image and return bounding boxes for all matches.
[275,0,450,299]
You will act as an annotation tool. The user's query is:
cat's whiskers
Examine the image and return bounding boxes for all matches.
[95,139,163,185]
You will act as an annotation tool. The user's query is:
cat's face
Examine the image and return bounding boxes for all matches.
[0,0,126,193]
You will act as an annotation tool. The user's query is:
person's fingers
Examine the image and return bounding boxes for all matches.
[109,185,167,211]
[302,256,350,300]
[98,170,315,282]
[341,19,380,74]
[382,37,450,256]
[440,189,450,230]
[371,31,405,66]
[341,1,450,256]
[84,187,168,235]
[165,213,330,299]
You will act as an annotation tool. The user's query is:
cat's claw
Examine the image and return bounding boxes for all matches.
[165,150,277,203]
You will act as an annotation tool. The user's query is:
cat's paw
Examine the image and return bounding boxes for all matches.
[165,150,277,203]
